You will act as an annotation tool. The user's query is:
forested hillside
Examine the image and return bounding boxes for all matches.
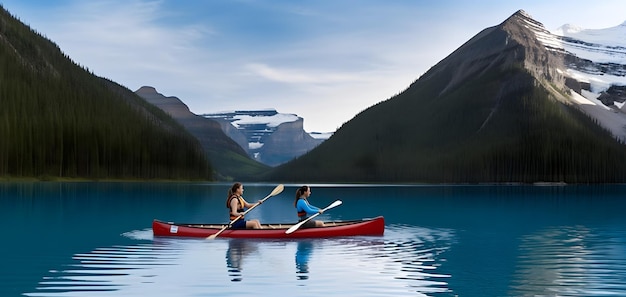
[266,69,626,183]
[264,11,626,183]
[0,6,211,180]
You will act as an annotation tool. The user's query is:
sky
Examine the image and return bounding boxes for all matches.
[2,0,625,132]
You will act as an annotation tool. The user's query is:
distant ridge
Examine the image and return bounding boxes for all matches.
[136,86,269,180]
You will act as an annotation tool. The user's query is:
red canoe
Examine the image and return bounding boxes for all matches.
[152,216,385,239]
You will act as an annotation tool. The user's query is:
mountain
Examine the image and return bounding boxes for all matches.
[203,110,325,166]
[0,6,211,180]
[537,17,626,140]
[264,10,626,183]
[135,87,269,180]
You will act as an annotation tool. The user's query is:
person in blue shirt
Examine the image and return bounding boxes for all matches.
[294,185,325,228]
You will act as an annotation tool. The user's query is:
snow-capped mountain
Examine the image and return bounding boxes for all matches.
[203,109,327,166]
[525,13,626,141]
[205,109,300,150]
[554,21,626,65]
[266,10,626,183]
[553,20,626,98]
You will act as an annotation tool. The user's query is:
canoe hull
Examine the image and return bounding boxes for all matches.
[152,216,385,239]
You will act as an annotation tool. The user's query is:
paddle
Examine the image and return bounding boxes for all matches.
[286,200,342,234]
[207,184,284,240]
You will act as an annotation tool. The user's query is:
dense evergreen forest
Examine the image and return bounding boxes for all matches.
[0,7,212,180]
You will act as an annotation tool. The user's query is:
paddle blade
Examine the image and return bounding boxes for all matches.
[206,228,226,240]
[285,222,304,234]
[270,184,284,197]
[326,200,342,210]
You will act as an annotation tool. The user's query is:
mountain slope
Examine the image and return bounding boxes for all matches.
[136,87,269,180]
[0,6,211,180]
[265,10,626,183]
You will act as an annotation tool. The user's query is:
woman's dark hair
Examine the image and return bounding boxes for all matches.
[293,185,309,207]
[226,182,242,208]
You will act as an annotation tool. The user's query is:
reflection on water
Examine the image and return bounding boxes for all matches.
[362,225,453,295]
[510,226,626,297]
[24,225,454,297]
[295,241,313,280]
[225,239,258,282]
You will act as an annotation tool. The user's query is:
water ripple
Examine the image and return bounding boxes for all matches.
[509,226,626,297]
[24,225,456,297]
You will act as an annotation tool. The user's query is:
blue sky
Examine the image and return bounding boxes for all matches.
[2,0,625,132]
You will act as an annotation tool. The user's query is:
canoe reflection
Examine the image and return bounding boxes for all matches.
[225,239,257,282]
[295,240,313,280]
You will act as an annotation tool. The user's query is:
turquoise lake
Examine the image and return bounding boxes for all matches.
[2,182,626,296]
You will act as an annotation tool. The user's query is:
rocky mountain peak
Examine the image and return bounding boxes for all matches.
[136,86,192,117]
[420,9,564,97]
[511,9,533,21]
[136,86,157,94]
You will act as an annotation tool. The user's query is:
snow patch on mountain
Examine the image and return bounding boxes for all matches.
[231,112,299,128]
[203,109,296,150]
[551,21,626,77]
[554,22,626,63]
[564,68,626,93]
[529,16,626,79]
[309,132,334,139]
[526,15,626,142]
[204,109,332,138]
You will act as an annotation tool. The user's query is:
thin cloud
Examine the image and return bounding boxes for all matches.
[245,63,365,84]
